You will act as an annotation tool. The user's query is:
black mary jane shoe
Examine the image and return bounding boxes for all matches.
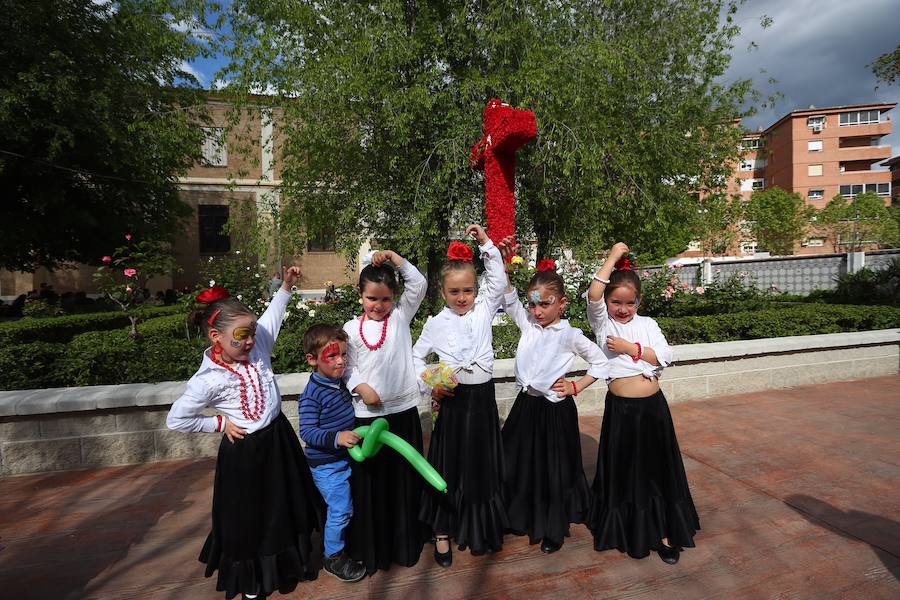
[434,535,453,568]
[657,544,680,564]
[540,538,562,554]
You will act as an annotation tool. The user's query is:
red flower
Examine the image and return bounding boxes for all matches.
[101,256,112,263]
[123,268,137,277]
[536,259,557,272]
[125,233,132,241]
[197,286,230,303]
[446,241,474,262]
[615,257,637,271]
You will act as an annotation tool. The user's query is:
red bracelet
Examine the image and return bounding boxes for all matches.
[216,415,223,432]
[632,342,643,363]
[572,380,578,396]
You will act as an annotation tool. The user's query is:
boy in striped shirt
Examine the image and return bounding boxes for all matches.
[300,325,366,582]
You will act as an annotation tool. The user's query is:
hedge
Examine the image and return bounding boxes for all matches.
[1,304,898,390]
[0,305,183,346]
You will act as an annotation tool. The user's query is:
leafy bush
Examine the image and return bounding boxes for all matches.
[0,341,69,390]
[831,259,900,306]
[640,267,773,317]
[0,305,183,345]
[21,299,64,318]
[657,304,900,344]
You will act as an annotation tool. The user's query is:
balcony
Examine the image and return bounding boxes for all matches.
[836,120,892,137]
[837,143,891,163]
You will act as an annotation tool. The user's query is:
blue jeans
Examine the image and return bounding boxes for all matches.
[310,459,353,557]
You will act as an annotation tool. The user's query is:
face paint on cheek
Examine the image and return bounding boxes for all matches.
[229,339,242,348]
[529,290,542,304]
[546,295,556,306]
[318,342,342,364]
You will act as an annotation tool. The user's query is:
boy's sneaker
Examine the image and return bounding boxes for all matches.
[324,551,366,582]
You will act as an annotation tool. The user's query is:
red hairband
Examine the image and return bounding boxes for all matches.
[536,259,557,272]
[197,286,230,325]
[447,241,474,262]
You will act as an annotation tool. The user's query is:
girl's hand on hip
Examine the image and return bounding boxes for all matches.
[223,417,246,444]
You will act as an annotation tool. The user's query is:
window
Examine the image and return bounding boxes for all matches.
[802,238,825,247]
[752,179,765,191]
[808,164,823,177]
[740,138,762,150]
[198,205,230,253]
[201,127,228,167]
[740,159,754,171]
[740,240,757,255]
[307,230,336,252]
[808,189,824,200]
[686,240,702,252]
[808,140,823,152]
[840,110,881,126]
[741,178,765,192]
[807,116,826,130]
[840,183,891,197]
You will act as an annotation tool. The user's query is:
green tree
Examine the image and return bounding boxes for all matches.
[870,44,900,86]
[817,192,900,252]
[744,187,813,255]
[0,0,214,272]
[691,192,744,256]
[216,0,764,292]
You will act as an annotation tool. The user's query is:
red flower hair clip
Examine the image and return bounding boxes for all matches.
[536,259,557,272]
[447,241,474,262]
[197,286,230,304]
[614,254,638,271]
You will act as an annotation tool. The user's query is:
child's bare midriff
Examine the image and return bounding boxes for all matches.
[608,374,660,398]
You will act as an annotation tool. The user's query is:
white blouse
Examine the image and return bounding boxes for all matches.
[166,288,291,435]
[343,260,428,418]
[585,297,674,380]
[413,240,506,387]
[502,290,609,403]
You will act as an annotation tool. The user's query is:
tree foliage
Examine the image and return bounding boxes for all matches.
[691,192,744,256]
[216,0,763,289]
[817,192,899,252]
[744,187,813,255]
[0,0,213,272]
[870,44,900,86]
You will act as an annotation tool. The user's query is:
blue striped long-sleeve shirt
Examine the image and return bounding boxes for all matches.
[299,372,356,466]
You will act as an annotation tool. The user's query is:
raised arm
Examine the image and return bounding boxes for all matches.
[256,266,301,355]
[467,225,507,305]
[587,243,629,302]
[373,250,426,324]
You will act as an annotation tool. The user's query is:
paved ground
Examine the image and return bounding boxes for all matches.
[2,376,898,600]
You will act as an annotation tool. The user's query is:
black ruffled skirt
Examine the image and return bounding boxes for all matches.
[200,412,324,599]
[502,392,591,546]
[419,381,508,554]
[347,406,427,574]
[589,390,700,558]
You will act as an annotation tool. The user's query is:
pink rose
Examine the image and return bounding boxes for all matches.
[123,268,137,277]
[680,282,689,288]
[695,286,705,295]
[641,271,649,279]
[102,255,112,263]
[670,277,678,284]
[125,233,132,241]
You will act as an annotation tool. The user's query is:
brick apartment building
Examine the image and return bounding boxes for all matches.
[693,102,895,257]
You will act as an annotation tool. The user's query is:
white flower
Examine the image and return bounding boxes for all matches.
[264,301,270,307]
[255,273,260,278]
[235,250,241,254]
[285,310,291,318]
[308,310,316,317]
[208,279,215,287]
[246,266,250,270]
[296,301,309,311]
[237,294,243,300]
[207,256,213,263]
[291,285,299,293]
[260,263,266,268]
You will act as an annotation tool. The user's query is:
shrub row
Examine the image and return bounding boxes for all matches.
[0,305,183,346]
[2,304,897,390]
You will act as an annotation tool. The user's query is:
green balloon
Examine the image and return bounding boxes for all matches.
[347,417,447,493]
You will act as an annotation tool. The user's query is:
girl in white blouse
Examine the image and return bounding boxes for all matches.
[499,246,609,555]
[585,243,699,566]
[413,224,511,566]
[341,249,428,574]
[166,267,323,600]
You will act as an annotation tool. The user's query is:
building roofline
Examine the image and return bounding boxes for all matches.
[765,102,896,132]
[882,155,900,168]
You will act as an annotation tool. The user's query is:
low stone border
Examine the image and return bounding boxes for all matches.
[1,329,897,476]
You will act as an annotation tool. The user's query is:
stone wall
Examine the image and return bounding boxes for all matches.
[641,249,899,295]
[1,330,897,476]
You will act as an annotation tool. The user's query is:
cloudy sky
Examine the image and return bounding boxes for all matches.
[190,0,900,157]
[724,0,900,153]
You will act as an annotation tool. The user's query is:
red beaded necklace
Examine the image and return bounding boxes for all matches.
[211,353,266,421]
[359,312,390,350]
